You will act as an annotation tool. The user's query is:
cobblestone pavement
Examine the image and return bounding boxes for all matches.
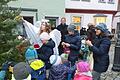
[101,43,120,80]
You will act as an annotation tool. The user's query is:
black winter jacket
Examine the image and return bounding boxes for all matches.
[56,23,68,42]
[37,39,55,61]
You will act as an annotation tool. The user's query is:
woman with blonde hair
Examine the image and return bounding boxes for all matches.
[38,21,51,35]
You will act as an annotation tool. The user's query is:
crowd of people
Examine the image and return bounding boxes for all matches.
[0,17,112,80]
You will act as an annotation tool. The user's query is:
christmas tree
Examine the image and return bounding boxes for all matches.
[0,0,26,66]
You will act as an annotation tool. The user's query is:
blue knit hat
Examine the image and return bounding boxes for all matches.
[25,46,38,61]
[67,25,76,32]
[96,23,107,33]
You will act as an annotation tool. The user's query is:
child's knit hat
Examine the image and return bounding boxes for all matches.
[40,32,50,40]
[25,46,38,61]
[77,61,90,72]
[49,55,62,66]
[13,62,32,79]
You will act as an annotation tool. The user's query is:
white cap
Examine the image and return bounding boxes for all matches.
[40,32,50,40]
[49,55,62,66]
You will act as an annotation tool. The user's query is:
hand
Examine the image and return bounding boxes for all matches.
[65,43,70,47]
[86,40,93,46]
[61,42,65,46]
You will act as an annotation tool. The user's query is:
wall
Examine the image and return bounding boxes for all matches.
[8,0,65,24]
[65,0,118,11]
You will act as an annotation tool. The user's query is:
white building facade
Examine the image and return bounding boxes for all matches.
[113,1,120,34]
[65,0,119,32]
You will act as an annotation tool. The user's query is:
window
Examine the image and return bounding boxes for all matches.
[45,16,59,30]
[23,16,33,24]
[72,16,81,32]
[94,14,107,25]
[81,0,90,2]
[98,0,106,3]
[71,0,80,1]
[108,0,114,4]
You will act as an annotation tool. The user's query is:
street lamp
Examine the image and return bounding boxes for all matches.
[112,22,120,71]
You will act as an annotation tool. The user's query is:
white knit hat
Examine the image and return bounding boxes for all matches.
[49,55,62,66]
[40,32,50,40]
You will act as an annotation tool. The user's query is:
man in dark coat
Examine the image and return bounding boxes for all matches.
[56,17,68,55]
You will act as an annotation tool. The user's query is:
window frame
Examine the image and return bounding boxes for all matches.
[108,0,114,4]
[71,0,80,1]
[81,0,90,2]
[98,0,106,3]
[45,16,59,30]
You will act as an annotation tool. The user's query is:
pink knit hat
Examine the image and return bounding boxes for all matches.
[77,61,90,72]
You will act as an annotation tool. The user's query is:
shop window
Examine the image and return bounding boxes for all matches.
[72,16,81,32]
[94,14,107,25]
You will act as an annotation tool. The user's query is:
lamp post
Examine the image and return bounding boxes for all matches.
[112,22,120,71]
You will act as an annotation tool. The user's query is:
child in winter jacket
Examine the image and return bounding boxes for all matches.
[73,61,92,80]
[25,46,46,80]
[48,55,76,80]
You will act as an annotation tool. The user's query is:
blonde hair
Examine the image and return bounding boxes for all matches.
[39,22,51,35]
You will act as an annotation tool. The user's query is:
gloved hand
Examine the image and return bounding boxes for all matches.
[1,62,10,71]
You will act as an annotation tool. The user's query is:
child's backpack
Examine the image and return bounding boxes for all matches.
[29,59,46,80]
[80,36,90,60]
[25,46,38,61]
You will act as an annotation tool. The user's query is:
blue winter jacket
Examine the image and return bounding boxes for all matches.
[48,63,76,80]
[90,36,111,72]
[64,34,81,63]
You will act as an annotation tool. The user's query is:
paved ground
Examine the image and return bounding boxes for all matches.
[101,43,120,80]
